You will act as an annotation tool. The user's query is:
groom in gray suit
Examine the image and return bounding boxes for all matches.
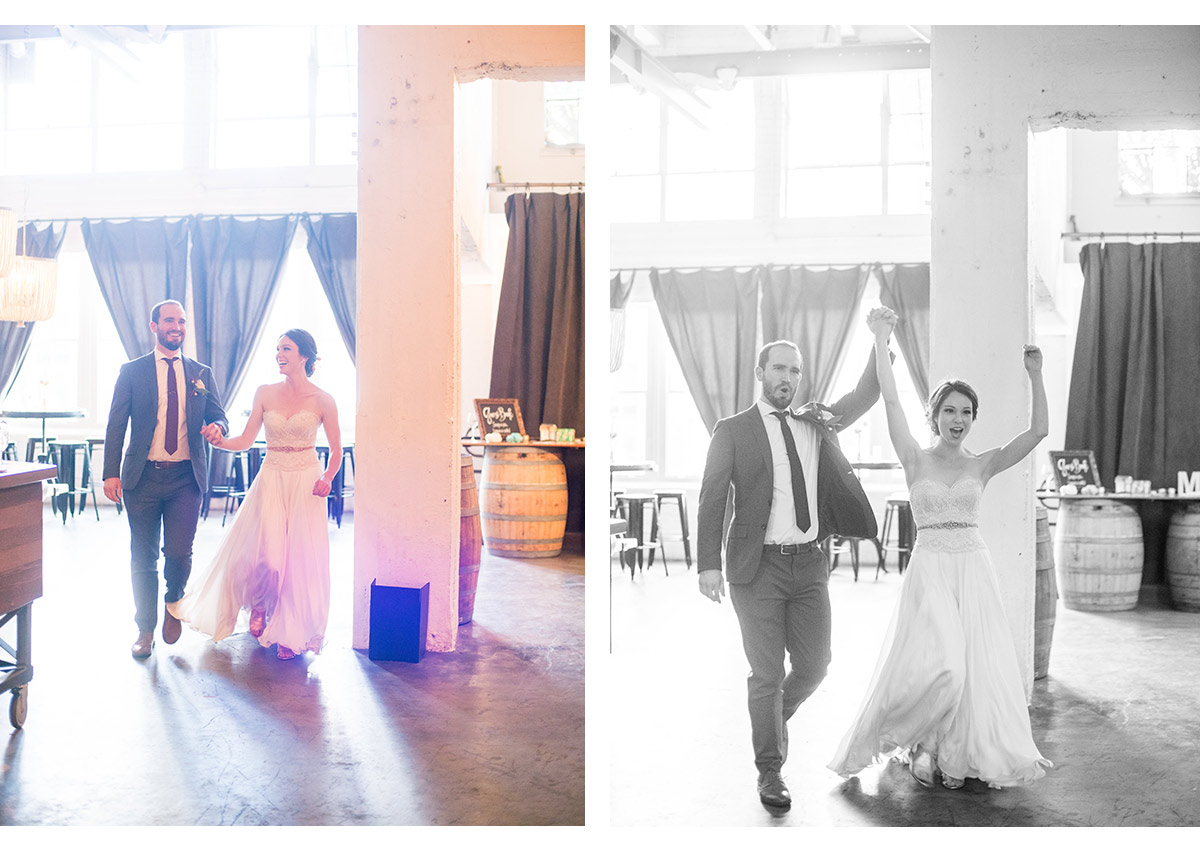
[697,308,896,808]
[103,300,229,659]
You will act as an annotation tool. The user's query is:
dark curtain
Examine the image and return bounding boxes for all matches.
[610,271,635,372]
[878,262,931,401]
[190,215,297,402]
[0,223,67,400]
[760,265,870,404]
[302,213,357,362]
[651,267,759,434]
[82,217,190,360]
[488,192,585,435]
[1065,242,1200,490]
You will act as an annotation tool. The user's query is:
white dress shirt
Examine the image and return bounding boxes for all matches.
[757,398,820,545]
[148,349,190,462]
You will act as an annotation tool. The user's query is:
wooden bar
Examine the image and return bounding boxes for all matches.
[0,462,56,615]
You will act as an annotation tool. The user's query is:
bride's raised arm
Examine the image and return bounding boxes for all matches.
[869,309,921,473]
[982,345,1049,480]
[210,386,266,452]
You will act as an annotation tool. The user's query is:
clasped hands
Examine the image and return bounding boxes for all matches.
[200,423,225,447]
[866,306,899,339]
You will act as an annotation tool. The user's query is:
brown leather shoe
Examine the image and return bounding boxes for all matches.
[132,631,155,658]
[162,611,182,645]
[757,769,792,808]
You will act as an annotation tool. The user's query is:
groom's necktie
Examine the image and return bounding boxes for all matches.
[772,410,811,532]
[165,357,179,455]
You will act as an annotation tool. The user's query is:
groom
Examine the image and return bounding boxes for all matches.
[696,308,897,808]
[103,300,229,659]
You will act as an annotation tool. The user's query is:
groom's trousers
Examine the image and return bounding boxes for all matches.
[729,542,832,774]
[123,462,203,633]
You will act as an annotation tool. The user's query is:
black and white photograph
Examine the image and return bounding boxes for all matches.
[607,23,1200,828]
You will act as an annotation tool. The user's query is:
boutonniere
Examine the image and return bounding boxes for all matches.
[795,402,843,431]
[190,377,208,398]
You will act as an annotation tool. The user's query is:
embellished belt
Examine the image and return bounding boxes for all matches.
[918,521,978,530]
[266,446,315,453]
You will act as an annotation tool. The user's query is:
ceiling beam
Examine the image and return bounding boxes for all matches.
[640,42,930,80]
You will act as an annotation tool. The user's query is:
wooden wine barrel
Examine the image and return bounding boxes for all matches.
[480,446,568,558]
[459,454,483,625]
[1164,504,1200,613]
[1034,505,1057,679]
[1054,499,1143,612]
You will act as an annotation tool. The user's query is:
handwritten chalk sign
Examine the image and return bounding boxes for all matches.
[475,398,525,439]
[1049,450,1101,489]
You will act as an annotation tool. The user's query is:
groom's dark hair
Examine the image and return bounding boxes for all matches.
[281,328,319,377]
[757,340,803,371]
[151,299,184,323]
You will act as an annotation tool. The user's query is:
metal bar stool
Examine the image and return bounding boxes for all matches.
[825,536,862,580]
[47,441,100,522]
[24,436,57,463]
[615,493,663,577]
[202,450,248,526]
[317,444,355,527]
[878,495,915,577]
[652,489,693,570]
[2,442,16,462]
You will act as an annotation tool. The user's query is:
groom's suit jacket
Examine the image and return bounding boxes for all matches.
[102,353,229,494]
[697,348,884,585]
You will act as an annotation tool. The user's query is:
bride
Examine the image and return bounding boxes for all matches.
[169,329,341,660]
[828,309,1052,789]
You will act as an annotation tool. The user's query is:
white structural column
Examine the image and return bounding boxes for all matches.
[932,28,1038,694]
[355,26,583,652]
[931,25,1200,695]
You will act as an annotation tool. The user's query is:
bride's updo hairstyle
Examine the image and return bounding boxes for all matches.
[282,328,319,377]
[926,380,979,436]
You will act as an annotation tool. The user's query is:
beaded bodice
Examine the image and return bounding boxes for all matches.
[909,476,986,552]
[262,409,321,471]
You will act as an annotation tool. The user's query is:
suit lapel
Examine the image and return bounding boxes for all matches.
[747,406,773,473]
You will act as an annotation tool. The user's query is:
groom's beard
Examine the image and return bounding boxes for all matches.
[157,331,184,351]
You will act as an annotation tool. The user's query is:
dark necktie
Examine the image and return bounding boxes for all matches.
[165,357,179,455]
[772,410,811,532]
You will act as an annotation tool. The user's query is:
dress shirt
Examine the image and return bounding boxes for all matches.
[757,397,820,544]
[148,349,190,462]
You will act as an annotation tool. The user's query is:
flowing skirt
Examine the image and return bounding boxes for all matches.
[827,544,1051,787]
[169,457,330,654]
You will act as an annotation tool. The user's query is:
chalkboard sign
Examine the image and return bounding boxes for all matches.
[475,398,525,439]
[1049,450,1101,489]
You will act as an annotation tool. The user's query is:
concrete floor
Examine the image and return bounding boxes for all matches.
[1,502,583,826]
[610,544,1200,827]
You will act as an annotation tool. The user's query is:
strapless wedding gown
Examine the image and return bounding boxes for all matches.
[828,476,1051,786]
[170,410,330,654]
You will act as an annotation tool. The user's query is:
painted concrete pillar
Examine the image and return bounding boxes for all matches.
[932,29,1039,693]
[355,26,583,652]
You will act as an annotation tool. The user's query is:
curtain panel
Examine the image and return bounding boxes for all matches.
[610,271,635,372]
[760,265,870,405]
[190,215,298,402]
[302,213,357,363]
[0,223,67,400]
[878,262,931,401]
[650,267,759,435]
[82,217,190,361]
[1065,242,1200,490]
[489,192,586,435]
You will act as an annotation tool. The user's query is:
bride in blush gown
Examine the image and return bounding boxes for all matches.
[827,309,1052,790]
[169,329,341,660]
